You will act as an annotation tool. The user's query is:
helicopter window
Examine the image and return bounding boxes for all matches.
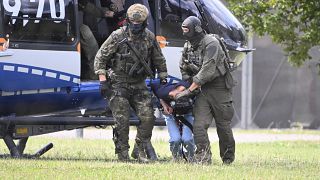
[159,0,201,46]
[203,0,243,29]
[2,0,76,43]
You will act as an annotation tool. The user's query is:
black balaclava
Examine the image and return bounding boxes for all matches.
[128,21,147,35]
[182,16,205,46]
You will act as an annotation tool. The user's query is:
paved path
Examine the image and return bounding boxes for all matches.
[39,128,320,143]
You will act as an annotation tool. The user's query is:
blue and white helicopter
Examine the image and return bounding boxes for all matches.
[0,0,250,158]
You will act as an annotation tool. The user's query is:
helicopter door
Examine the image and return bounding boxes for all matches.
[156,0,201,47]
[154,0,201,78]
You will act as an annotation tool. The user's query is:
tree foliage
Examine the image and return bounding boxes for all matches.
[226,0,320,66]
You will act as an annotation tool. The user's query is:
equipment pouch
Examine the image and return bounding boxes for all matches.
[113,53,128,72]
[225,71,235,89]
[217,62,227,76]
[114,87,131,99]
[125,62,134,75]
[136,66,145,75]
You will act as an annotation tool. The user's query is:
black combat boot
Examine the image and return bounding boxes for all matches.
[145,141,158,161]
[222,158,233,165]
[117,150,130,162]
[194,144,212,165]
[112,127,130,162]
[135,139,149,163]
[131,141,158,161]
[222,145,235,165]
[131,143,139,160]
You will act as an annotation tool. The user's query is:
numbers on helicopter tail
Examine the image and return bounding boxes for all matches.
[2,0,65,26]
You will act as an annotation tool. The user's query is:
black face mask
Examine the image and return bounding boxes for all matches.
[182,16,203,42]
[183,30,205,47]
[182,27,194,38]
[129,23,144,35]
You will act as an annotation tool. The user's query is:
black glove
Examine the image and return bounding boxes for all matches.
[160,78,168,85]
[100,80,112,98]
[175,89,192,100]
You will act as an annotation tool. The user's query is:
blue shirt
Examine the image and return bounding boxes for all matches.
[150,80,190,102]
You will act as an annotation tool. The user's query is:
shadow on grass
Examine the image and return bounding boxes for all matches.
[0,153,173,164]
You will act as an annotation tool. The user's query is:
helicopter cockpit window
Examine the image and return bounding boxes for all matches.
[203,0,246,46]
[2,0,76,43]
[159,0,200,46]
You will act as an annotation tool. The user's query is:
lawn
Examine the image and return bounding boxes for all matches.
[0,133,319,179]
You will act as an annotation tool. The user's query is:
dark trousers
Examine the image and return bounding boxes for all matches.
[108,80,155,153]
[193,79,235,162]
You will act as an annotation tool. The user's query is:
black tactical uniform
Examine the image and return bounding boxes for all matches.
[178,16,235,164]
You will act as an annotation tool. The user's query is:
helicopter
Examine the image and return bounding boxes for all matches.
[0,0,250,158]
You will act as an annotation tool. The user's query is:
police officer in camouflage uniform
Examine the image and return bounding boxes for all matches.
[94,4,168,162]
[176,16,236,164]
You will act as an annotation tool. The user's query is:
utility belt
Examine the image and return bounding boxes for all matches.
[106,70,147,99]
[109,72,146,83]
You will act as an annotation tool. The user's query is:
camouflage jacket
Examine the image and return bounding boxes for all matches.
[180,34,227,86]
[94,26,168,80]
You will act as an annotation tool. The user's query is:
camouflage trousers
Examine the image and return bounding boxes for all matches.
[108,80,155,154]
[193,79,235,164]
[80,24,99,80]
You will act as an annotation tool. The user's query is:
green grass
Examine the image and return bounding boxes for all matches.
[233,129,320,135]
[0,137,319,179]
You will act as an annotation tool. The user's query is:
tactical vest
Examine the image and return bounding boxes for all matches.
[182,41,202,77]
[110,27,154,78]
[211,34,237,72]
[183,34,227,77]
